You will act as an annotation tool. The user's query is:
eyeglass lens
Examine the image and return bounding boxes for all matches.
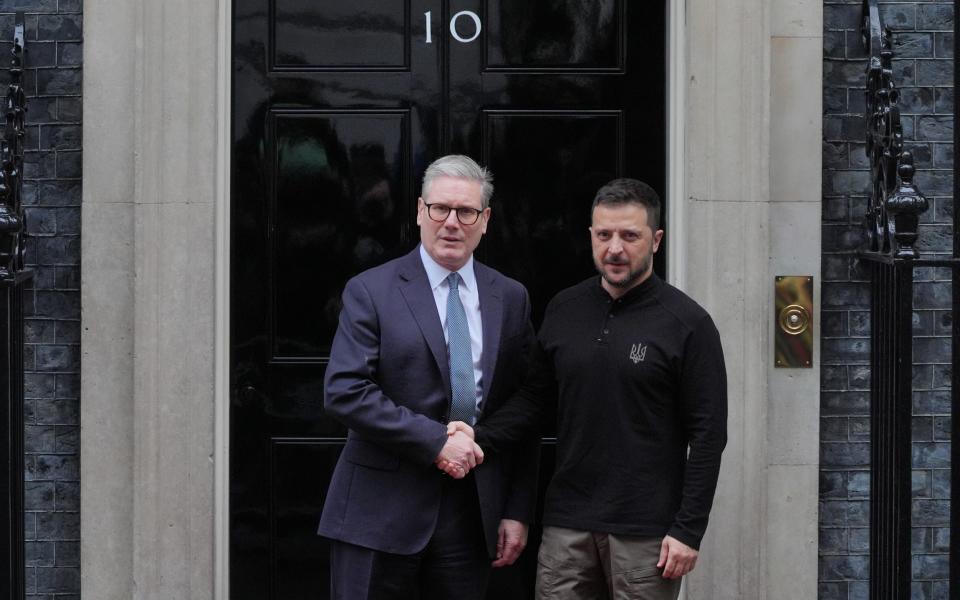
[427,204,481,225]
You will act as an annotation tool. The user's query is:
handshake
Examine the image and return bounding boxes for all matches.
[434,421,483,478]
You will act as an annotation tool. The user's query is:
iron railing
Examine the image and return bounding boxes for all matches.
[0,12,29,600]
[859,0,960,597]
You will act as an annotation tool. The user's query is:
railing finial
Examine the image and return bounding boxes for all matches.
[861,0,929,259]
[884,151,928,258]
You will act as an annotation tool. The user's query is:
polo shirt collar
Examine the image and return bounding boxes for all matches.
[596,271,663,303]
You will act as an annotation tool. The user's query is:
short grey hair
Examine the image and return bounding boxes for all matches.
[421,155,494,208]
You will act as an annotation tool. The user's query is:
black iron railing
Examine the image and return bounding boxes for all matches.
[859,0,960,598]
[0,12,28,600]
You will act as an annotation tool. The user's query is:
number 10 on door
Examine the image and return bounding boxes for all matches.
[424,10,482,44]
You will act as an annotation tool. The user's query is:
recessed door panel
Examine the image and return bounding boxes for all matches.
[271,0,410,70]
[269,440,343,599]
[484,0,623,71]
[269,110,410,359]
[480,110,622,326]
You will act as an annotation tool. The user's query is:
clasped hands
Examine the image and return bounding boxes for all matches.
[435,422,528,567]
[435,421,482,478]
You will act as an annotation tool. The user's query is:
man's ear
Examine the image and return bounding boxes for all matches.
[652,229,664,253]
[480,206,491,234]
[416,197,424,225]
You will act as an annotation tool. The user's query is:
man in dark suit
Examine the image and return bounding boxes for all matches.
[319,155,539,599]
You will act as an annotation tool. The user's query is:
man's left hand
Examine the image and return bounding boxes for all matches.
[492,519,528,568]
[657,535,698,579]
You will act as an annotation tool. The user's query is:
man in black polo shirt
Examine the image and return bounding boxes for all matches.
[444,178,727,599]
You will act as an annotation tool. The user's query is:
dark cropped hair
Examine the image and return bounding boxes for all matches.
[591,178,661,230]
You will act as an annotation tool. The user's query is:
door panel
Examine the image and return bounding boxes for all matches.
[271,1,410,70]
[232,1,665,598]
[484,1,623,70]
[480,110,622,325]
[270,440,342,599]
[269,110,411,358]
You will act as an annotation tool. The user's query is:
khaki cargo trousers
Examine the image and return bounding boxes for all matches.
[535,526,682,600]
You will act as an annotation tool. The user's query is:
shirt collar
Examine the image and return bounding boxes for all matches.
[419,244,477,292]
[595,271,663,304]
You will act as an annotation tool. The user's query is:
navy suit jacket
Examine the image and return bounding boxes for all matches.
[318,248,540,556]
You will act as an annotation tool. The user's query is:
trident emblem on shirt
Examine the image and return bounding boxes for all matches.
[629,343,647,363]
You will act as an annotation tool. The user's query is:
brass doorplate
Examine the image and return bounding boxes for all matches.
[775,276,813,368]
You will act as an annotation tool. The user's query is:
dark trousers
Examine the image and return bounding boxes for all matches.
[330,474,490,600]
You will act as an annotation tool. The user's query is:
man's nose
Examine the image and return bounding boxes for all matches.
[608,236,624,253]
[442,210,461,227]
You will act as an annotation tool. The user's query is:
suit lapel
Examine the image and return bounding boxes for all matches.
[398,250,451,396]
[475,261,502,411]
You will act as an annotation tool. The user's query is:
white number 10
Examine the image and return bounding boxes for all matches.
[424,10,482,44]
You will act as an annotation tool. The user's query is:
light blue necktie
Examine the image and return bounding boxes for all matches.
[446,273,477,425]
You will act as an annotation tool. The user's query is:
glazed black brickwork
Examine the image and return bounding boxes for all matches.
[3,0,83,598]
[822,1,954,599]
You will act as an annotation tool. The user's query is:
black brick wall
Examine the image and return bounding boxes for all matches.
[822,1,954,599]
[5,0,82,598]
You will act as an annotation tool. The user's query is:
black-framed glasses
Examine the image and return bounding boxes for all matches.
[423,203,484,225]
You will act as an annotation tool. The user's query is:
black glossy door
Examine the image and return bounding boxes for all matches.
[231,2,665,598]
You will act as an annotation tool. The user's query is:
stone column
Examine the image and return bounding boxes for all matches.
[81,0,219,598]
[765,1,823,598]
[682,0,821,597]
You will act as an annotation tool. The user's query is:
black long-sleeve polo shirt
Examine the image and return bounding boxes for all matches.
[476,274,727,549]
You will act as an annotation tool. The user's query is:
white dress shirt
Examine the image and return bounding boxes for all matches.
[419,244,484,412]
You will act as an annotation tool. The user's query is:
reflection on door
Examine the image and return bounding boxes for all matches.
[231,1,666,598]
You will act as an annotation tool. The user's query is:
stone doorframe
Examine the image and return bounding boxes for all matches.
[80,1,822,599]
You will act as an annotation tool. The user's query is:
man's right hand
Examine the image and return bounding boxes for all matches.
[446,420,474,439]
[435,429,483,478]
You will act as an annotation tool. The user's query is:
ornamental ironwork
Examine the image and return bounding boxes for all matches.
[0,14,29,600]
[0,15,26,281]
[858,2,960,599]
[861,0,928,258]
